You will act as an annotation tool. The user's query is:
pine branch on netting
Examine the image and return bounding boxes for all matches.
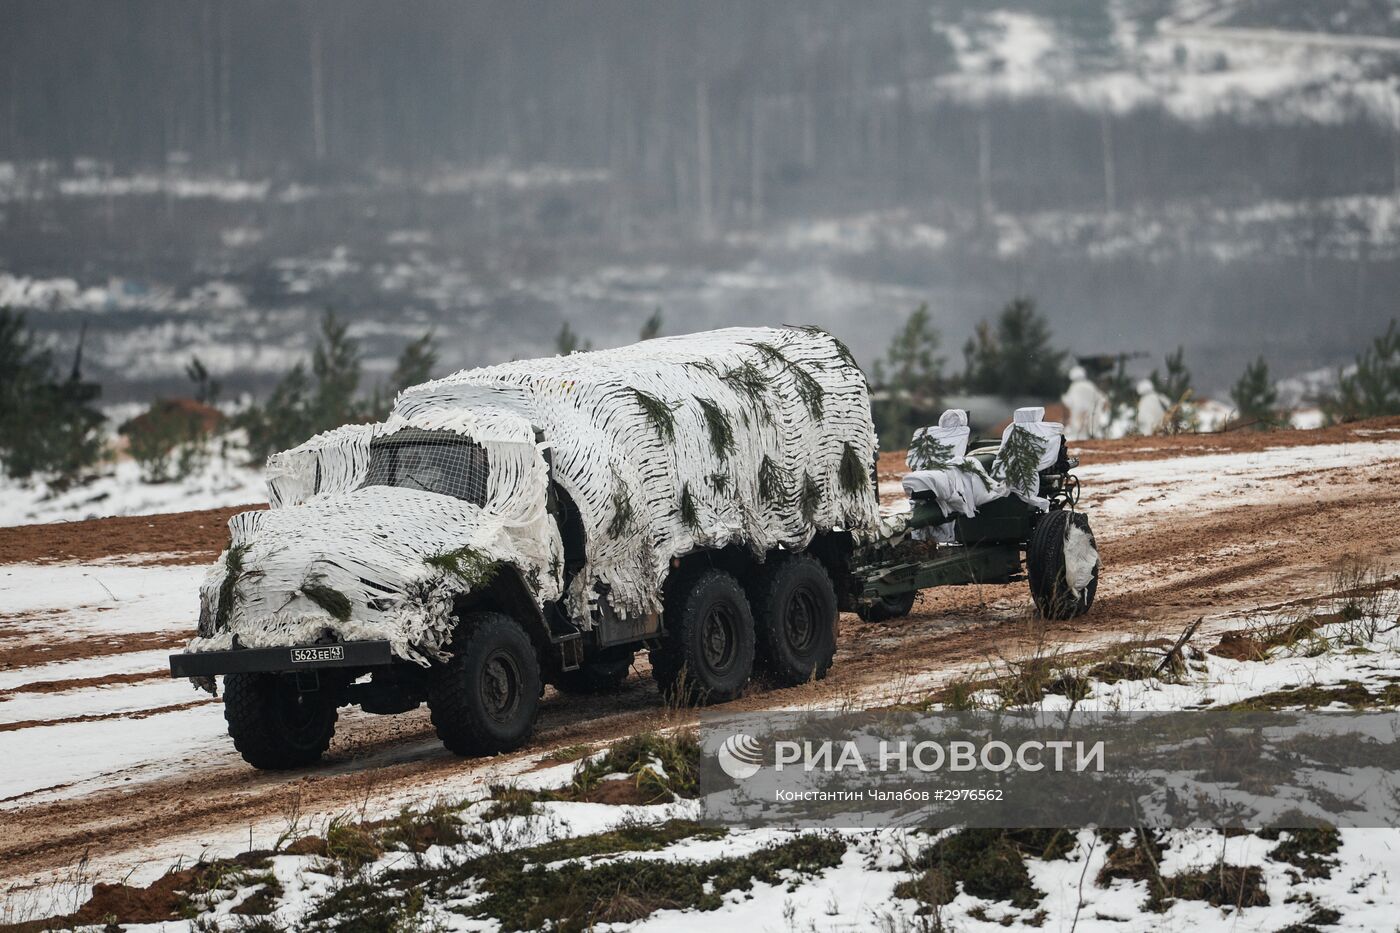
[628,388,678,442]
[787,324,860,374]
[300,572,352,622]
[215,543,251,630]
[759,455,791,505]
[423,545,499,589]
[720,360,774,425]
[838,442,868,496]
[679,482,700,531]
[607,468,635,537]
[800,471,822,522]
[685,359,722,379]
[746,339,824,419]
[696,396,736,459]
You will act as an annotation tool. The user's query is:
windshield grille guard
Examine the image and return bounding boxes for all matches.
[360,428,489,504]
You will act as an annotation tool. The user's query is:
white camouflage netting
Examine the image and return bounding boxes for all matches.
[185,326,878,665]
[993,406,1064,511]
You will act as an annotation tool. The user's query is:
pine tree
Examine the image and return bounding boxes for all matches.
[883,303,943,394]
[1103,355,1136,425]
[309,312,362,428]
[1151,346,1195,433]
[1230,356,1278,430]
[872,303,944,448]
[639,308,664,340]
[391,332,437,392]
[0,310,105,486]
[961,297,1067,399]
[1323,320,1400,423]
[239,313,364,462]
[185,356,221,405]
[555,321,591,355]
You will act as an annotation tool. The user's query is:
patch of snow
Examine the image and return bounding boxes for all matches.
[1064,522,1099,597]
[0,453,263,527]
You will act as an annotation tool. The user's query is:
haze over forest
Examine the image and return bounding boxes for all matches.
[3,0,1399,401]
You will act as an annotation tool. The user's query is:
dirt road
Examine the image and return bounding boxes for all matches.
[3,419,1398,892]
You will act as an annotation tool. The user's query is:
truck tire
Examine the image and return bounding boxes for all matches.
[1027,509,1099,620]
[554,649,634,695]
[750,555,837,686]
[428,611,541,756]
[856,591,916,623]
[651,568,755,704]
[224,672,338,770]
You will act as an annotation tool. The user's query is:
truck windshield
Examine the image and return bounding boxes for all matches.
[360,429,489,505]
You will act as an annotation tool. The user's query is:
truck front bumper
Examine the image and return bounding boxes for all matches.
[169,640,396,678]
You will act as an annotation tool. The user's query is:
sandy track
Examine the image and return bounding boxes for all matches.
[3,424,1399,885]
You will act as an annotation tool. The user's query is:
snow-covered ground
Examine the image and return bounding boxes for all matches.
[3,429,1398,928]
[10,597,1398,931]
[0,453,262,527]
[933,0,1400,126]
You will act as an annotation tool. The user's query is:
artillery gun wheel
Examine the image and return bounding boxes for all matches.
[856,591,916,623]
[651,568,755,705]
[224,672,338,770]
[1027,509,1099,620]
[428,611,541,756]
[750,555,838,686]
[555,648,635,695]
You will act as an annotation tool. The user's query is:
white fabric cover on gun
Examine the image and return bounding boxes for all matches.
[901,408,1003,540]
[906,408,971,467]
[993,407,1064,511]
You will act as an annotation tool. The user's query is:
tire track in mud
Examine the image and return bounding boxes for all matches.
[3,437,1400,882]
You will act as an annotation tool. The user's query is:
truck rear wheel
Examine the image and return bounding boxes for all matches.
[651,568,755,704]
[750,555,837,686]
[224,672,338,770]
[554,649,634,695]
[428,611,541,756]
[1027,509,1099,620]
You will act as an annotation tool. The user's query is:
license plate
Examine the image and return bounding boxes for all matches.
[290,645,344,664]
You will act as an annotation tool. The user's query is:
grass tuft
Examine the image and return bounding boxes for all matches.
[898,829,1074,912]
[572,731,700,801]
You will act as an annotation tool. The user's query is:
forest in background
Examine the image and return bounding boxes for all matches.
[3,0,1399,403]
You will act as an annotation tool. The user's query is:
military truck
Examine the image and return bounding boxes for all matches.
[170,326,1098,770]
[172,326,885,768]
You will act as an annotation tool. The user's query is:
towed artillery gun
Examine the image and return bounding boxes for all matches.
[170,327,1097,769]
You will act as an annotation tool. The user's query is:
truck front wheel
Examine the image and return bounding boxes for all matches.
[428,611,541,756]
[750,555,837,686]
[224,672,338,770]
[651,568,755,704]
